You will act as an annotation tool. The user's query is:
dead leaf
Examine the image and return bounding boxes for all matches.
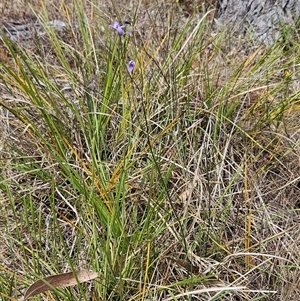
[178,183,195,202]
[165,256,200,274]
[24,270,99,300]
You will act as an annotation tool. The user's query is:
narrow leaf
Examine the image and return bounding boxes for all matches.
[24,270,99,300]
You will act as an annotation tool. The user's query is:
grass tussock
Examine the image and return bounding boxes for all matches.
[0,0,300,300]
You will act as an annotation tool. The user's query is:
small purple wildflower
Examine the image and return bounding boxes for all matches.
[127,60,136,74]
[110,21,128,36]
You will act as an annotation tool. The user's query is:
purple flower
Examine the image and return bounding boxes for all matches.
[127,60,135,74]
[110,21,127,36]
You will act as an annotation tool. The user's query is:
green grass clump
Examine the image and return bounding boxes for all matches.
[0,1,300,300]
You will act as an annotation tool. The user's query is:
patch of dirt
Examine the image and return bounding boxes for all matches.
[0,0,75,21]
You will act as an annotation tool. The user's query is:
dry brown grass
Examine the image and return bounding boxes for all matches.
[0,1,300,301]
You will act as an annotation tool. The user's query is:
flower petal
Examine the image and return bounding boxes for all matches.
[127,60,136,74]
[110,21,125,35]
